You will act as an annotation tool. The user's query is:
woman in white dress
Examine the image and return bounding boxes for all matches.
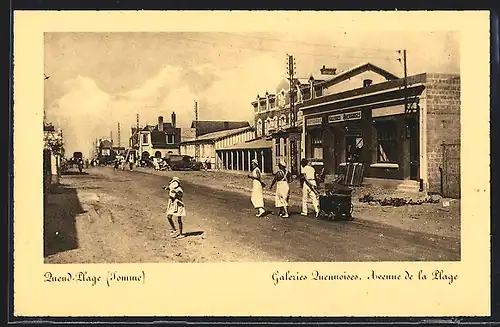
[247,159,266,217]
[269,161,292,218]
[163,177,187,239]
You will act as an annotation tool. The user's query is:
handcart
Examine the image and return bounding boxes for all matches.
[317,182,354,221]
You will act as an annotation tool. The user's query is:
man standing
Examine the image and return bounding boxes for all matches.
[300,158,320,217]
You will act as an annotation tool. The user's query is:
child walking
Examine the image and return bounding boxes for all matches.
[163,177,187,239]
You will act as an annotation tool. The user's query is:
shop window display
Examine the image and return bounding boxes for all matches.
[376,121,398,163]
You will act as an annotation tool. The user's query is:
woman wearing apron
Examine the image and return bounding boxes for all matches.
[270,161,292,218]
[163,177,187,239]
[248,159,266,217]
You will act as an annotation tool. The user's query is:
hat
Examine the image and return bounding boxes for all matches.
[251,159,259,165]
[171,177,180,183]
[278,160,287,167]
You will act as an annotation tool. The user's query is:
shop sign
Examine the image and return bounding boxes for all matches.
[306,117,323,126]
[328,110,362,123]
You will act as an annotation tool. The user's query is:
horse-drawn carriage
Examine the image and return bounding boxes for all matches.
[62,152,84,173]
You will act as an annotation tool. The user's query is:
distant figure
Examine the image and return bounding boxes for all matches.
[269,161,292,218]
[129,155,134,170]
[300,158,320,217]
[153,157,160,171]
[248,158,266,217]
[164,177,186,239]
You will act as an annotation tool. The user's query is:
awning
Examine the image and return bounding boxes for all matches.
[217,138,272,151]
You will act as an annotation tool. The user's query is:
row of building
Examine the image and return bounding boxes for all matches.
[124,62,461,198]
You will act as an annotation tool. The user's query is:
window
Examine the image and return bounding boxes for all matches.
[312,134,322,146]
[166,134,175,144]
[310,132,323,159]
[257,119,263,137]
[283,138,287,156]
[376,122,398,163]
[142,133,148,144]
[346,136,364,162]
[265,118,271,135]
[316,88,323,97]
[275,138,281,156]
[279,115,287,128]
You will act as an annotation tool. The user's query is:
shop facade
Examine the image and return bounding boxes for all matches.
[300,72,461,196]
[216,138,273,173]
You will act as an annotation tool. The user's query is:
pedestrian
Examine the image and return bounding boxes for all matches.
[163,177,187,239]
[248,158,266,217]
[300,158,320,217]
[129,154,134,171]
[153,157,160,171]
[269,160,292,218]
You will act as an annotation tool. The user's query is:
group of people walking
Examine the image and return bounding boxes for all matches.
[248,158,320,218]
[160,158,321,240]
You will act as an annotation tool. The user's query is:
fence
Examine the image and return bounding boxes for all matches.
[441,143,461,199]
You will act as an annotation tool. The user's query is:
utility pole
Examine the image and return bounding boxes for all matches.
[117,122,121,148]
[286,54,297,127]
[194,101,200,161]
[398,49,408,113]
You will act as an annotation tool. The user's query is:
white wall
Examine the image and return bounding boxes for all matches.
[322,71,389,96]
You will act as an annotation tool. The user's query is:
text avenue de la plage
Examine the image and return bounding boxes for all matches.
[271,269,458,286]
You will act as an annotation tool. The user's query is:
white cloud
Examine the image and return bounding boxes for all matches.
[47,54,306,155]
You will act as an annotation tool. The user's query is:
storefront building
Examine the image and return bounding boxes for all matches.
[216,138,273,173]
[180,126,255,168]
[300,71,461,197]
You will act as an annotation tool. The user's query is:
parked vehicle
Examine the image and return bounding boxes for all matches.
[165,154,203,171]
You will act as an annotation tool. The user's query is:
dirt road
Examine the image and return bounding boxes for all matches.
[44,167,460,263]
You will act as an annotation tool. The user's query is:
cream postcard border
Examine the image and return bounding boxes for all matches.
[13,11,491,317]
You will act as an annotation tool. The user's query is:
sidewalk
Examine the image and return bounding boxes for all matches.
[132,167,460,240]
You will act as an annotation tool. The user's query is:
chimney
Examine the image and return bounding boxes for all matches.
[320,66,337,75]
[158,116,164,132]
[171,112,176,128]
[265,91,269,111]
[363,79,373,87]
[309,75,315,99]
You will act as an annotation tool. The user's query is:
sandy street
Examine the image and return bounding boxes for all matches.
[44,167,460,263]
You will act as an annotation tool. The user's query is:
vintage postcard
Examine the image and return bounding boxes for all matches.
[13,11,490,317]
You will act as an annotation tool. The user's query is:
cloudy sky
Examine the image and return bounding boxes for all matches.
[44,30,459,155]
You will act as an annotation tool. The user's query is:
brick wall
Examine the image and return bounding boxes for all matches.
[424,73,461,196]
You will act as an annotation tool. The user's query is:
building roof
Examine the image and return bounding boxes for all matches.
[218,137,272,150]
[180,128,196,141]
[299,72,428,113]
[181,126,253,144]
[190,120,251,136]
[317,62,399,88]
[141,122,175,132]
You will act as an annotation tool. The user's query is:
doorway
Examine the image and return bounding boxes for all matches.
[407,117,419,180]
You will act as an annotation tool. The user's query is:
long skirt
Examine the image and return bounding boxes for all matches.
[275,181,290,208]
[251,180,264,208]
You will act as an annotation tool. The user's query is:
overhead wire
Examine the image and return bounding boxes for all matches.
[163,34,399,61]
[215,31,400,54]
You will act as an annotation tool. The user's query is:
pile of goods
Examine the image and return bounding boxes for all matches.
[358,193,441,207]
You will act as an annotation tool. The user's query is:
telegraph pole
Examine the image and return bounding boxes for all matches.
[194,101,200,161]
[286,54,297,127]
[117,122,121,148]
[398,49,408,113]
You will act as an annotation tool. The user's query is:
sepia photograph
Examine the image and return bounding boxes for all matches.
[13,10,491,318]
[43,30,461,263]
